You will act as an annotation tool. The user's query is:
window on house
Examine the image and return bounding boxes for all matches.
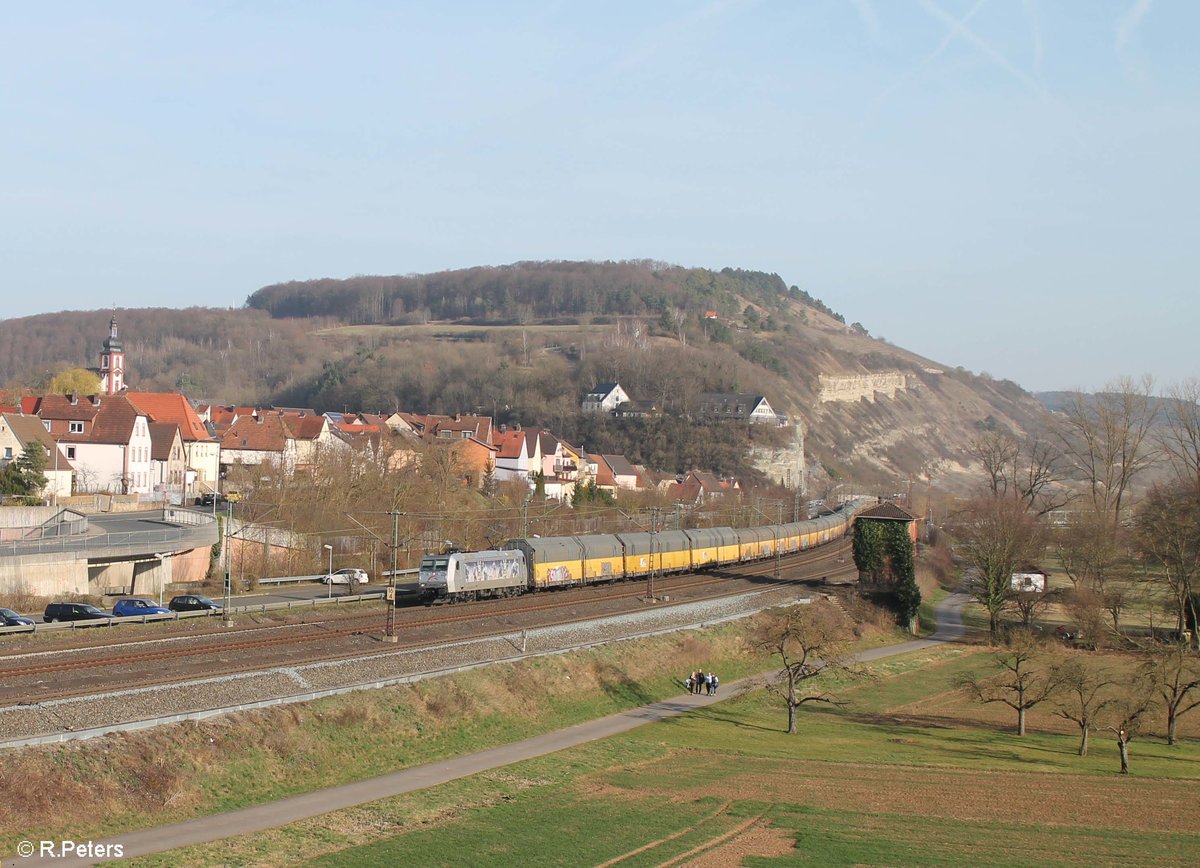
[67,447,76,459]
[43,420,51,431]
[3,447,11,460]
[69,421,84,433]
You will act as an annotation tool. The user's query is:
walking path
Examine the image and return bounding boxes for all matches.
[20,593,970,866]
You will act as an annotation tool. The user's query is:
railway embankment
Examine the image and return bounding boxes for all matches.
[0,582,826,746]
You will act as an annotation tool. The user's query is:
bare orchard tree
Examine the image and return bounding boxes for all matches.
[1134,483,1200,647]
[962,628,1063,736]
[1158,378,1200,498]
[752,601,865,735]
[967,430,1069,517]
[1052,656,1118,756]
[1106,684,1155,774]
[1011,587,1060,630]
[1144,642,1200,746]
[949,496,1047,640]
[1054,376,1159,532]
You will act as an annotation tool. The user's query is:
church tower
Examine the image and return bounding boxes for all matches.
[99,314,126,394]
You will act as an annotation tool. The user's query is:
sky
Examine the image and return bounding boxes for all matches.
[1,1,1195,393]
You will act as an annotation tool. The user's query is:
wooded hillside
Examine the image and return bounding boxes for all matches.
[0,260,1052,489]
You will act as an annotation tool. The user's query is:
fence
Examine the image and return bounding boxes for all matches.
[0,589,387,635]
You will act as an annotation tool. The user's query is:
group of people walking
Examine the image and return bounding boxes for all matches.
[685,670,719,696]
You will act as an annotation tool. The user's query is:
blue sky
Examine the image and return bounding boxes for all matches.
[2,1,1195,392]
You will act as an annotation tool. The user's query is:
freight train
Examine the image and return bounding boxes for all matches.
[417,498,871,602]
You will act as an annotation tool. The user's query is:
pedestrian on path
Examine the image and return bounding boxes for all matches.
[711,673,719,695]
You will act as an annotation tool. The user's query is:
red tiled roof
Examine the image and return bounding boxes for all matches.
[125,392,213,442]
[859,502,918,521]
[220,415,293,452]
[32,394,103,422]
[494,429,526,460]
[70,394,142,445]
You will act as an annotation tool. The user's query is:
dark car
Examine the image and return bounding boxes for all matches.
[168,594,222,613]
[112,598,172,617]
[0,607,35,627]
[43,602,113,624]
[195,492,227,507]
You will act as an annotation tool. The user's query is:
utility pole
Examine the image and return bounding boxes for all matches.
[385,509,399,642]
[344,509,405,642]
[647,506,659,602]
[775,501,783,579]
[222,501,233,626]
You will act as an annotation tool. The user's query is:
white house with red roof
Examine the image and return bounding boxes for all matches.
[56,394,154,494]
[126,392,220,496]
[218,413,298,474]
[493,426,542,486]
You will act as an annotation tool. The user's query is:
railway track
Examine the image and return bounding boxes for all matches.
[1,540,854,703]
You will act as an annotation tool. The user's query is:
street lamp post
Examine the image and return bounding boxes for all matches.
[323,544,333,599]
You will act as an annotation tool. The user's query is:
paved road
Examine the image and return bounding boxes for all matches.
[16,593,970,866]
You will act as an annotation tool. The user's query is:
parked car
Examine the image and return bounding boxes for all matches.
[195,492,228,507]
[0,607,34,627]
[322,568,370,585]
[43,602,113,623]
[1055,625,1079,641]
[168,594,222,613]
[112,598,172,617]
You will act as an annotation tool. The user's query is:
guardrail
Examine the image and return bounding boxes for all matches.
[257,574,327,585]
[257,568,418,586]
[0,590,387,636]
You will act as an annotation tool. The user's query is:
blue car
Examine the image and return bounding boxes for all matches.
[112,598,172,618]
[0,607,34,627]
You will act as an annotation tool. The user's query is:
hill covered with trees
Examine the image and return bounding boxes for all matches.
[0,260,1051,490]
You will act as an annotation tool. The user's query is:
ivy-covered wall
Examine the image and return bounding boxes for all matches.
[852,517,920,629]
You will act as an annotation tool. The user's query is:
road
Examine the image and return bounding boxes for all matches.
[13,592,971,866]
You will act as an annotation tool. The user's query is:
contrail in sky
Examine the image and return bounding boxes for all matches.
[1116,0,1153,53]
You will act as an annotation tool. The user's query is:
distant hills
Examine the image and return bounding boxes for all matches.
[1,260,1053,490]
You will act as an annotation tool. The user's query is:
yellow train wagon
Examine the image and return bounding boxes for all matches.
[614,530,693,577]
[503,536,584,589]
[574,534,626,583]
[683,527,738,569]
[777,522,805,554]
[736,526,777,562]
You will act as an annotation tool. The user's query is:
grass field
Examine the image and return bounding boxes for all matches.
[125,643,1200,867]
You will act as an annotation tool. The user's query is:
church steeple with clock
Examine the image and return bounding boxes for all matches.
[99,314,126,394]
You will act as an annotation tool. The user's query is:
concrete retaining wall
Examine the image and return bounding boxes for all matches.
[0,552,90,596]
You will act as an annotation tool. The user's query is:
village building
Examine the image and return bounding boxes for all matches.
[0,413,74,501]
[55,394,154,494]
[696,393,782,425]
[582,383,631,413]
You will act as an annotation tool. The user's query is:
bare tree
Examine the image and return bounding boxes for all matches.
[962,629,1062,735]
[1158,379,1200,498]
[1054,376,1159,532]
[752,601,864,734]
[1052,656,1117,756]
[1106,686,1154,774]
[949,496,1047,640]
[1144,642,1200,746]
[968,430,1069,517]
[1134,484,1200,647]
[1011,588,1059,629]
